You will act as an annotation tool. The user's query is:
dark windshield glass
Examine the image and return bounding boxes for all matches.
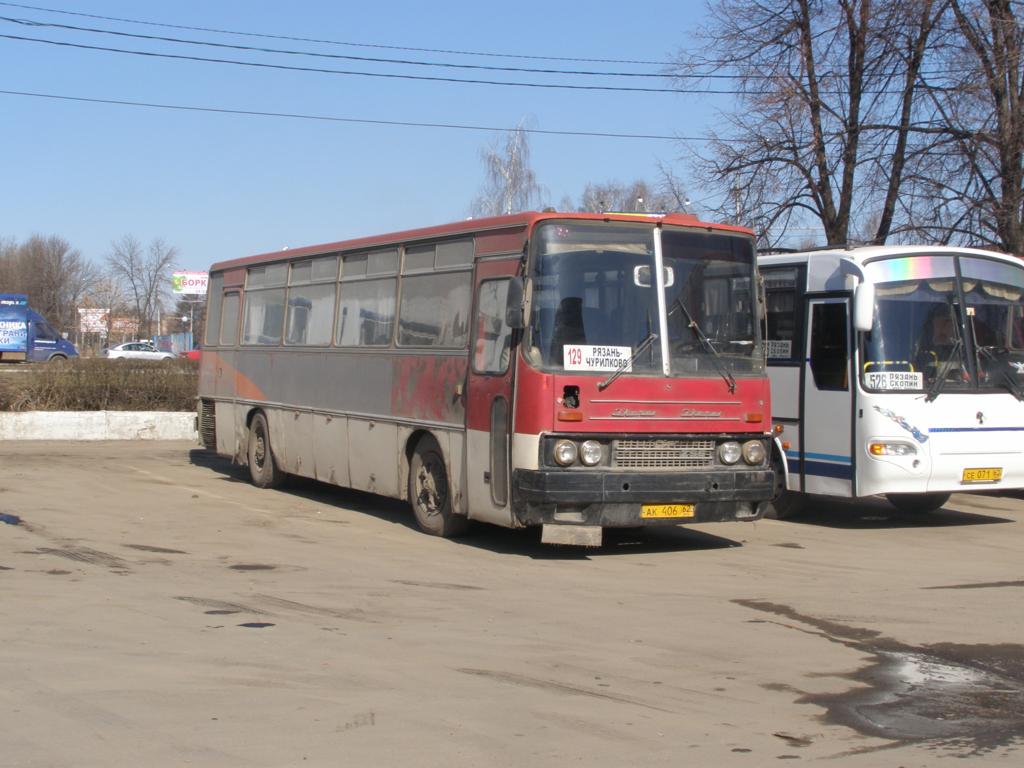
[959,257,1024,391]
[528,222,661,372]
[862,256,969,392]
[526,221,761,376]
[662,230,760,374]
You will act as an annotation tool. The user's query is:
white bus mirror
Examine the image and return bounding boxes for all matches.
[853,282,875,332]
[505,277,526,330]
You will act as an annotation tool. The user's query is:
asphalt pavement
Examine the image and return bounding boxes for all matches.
[1,441,1022,766]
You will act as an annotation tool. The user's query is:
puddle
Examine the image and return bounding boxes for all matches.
[238,622,275,629]
[229,564,276,571]
[735,599,1024,756]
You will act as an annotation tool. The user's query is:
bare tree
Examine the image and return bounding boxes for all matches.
[0,235,96,332]
[904,0,1023,252]
[575,178,684,213]
[675,0,941,246]
[471,120,542,216]
[106,235,177,338]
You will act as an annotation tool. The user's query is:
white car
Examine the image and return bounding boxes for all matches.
[103,342,176,361]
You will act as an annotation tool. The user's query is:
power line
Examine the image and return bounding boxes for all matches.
[0,14,672,78]
[0,33,718,93]
[0,88,693,140]
[0,1,675,66]
[0,31,925,97]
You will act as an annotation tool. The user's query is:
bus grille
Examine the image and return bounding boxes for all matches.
[199,399,216,451]
[613,439,716,469]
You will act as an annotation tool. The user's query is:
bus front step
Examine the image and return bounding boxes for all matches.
[541,524,602,547]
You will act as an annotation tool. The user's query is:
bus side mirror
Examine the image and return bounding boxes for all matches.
[505,277,525,329]
[853,282,875,332]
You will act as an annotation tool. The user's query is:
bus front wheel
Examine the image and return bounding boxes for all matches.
[765,450,805,520]
[248,412,285,489]
[409,437,468,538]
[886,492,950,514]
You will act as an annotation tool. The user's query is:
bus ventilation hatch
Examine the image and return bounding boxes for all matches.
[199,399,217,451]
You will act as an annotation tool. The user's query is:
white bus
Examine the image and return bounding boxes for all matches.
[760,245,1024,516]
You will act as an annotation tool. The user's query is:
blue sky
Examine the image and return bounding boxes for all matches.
[0,0,725,272]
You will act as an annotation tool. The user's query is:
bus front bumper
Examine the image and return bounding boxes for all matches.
[511,468,775,527]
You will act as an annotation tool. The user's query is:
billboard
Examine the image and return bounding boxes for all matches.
[172,271,208,295]
[78,308,110,334]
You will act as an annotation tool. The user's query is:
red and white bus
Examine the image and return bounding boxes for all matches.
[198,211,775,545]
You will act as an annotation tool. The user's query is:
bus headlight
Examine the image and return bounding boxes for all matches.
[718,441,741,465]
[579,440,603,466]
[869,441,917,456]
[553,440,578,466]
[742,440,766,465]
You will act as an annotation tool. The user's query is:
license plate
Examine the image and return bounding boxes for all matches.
[641,504,696,519]
[962,467,1003,484]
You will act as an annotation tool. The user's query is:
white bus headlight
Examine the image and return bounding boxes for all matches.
[579,440,603,466]
[718,441,741,464]
[742,440,766,465]
[869,442,917,456]
[553,440,578,466]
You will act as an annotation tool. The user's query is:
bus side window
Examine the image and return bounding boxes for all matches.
[763,267,803,362]
[809,302,849,390]
[220,293,241,346]
[473,279,512,375]
[205,274,224,346]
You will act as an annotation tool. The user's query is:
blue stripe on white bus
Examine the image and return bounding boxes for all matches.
[785,451,853,480]
[928,427,1024,433]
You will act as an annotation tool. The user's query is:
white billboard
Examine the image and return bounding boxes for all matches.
[78,307,109,334]
[172,271,208,295]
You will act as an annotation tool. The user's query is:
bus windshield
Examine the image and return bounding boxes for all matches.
[862,254,1024,394]
[527,221,761,377]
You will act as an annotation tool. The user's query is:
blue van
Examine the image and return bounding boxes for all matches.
[0,294,79,362]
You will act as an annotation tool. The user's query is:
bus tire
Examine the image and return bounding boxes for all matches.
[409,436,468,538]
[765,450,805,520]
[886,492,950,514]
[765,491,806,520]
[247,412,285,489]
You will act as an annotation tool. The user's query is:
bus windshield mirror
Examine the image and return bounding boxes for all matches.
[671,298,736,393]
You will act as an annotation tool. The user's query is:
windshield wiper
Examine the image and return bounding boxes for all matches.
[1000,371,1024,401]
[925,337,963,402]
[597,332,658,391]
[672,299,736,393]
[977,346,1024,401]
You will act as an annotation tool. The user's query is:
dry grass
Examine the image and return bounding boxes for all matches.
[0,358,198,411]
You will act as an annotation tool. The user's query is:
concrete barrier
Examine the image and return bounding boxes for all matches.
[0,411,198,441]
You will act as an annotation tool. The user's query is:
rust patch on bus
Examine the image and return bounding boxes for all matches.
[391,356,466,422]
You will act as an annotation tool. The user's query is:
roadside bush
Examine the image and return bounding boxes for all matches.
[0,358,198,411]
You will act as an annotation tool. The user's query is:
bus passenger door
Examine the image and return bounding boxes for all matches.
[465,260,519,526]
[801,298,854,496]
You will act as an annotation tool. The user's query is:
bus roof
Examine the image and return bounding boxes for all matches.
[209,210,755,273]
[759,243,1021,268]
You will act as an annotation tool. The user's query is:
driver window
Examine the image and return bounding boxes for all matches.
[473,279,513,375]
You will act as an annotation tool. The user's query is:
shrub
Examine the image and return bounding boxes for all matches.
[0,358,198,411]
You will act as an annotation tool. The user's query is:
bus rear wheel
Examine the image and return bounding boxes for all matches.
[409,437,468,538]
[886,492,950,514]
[248,412,285,489]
